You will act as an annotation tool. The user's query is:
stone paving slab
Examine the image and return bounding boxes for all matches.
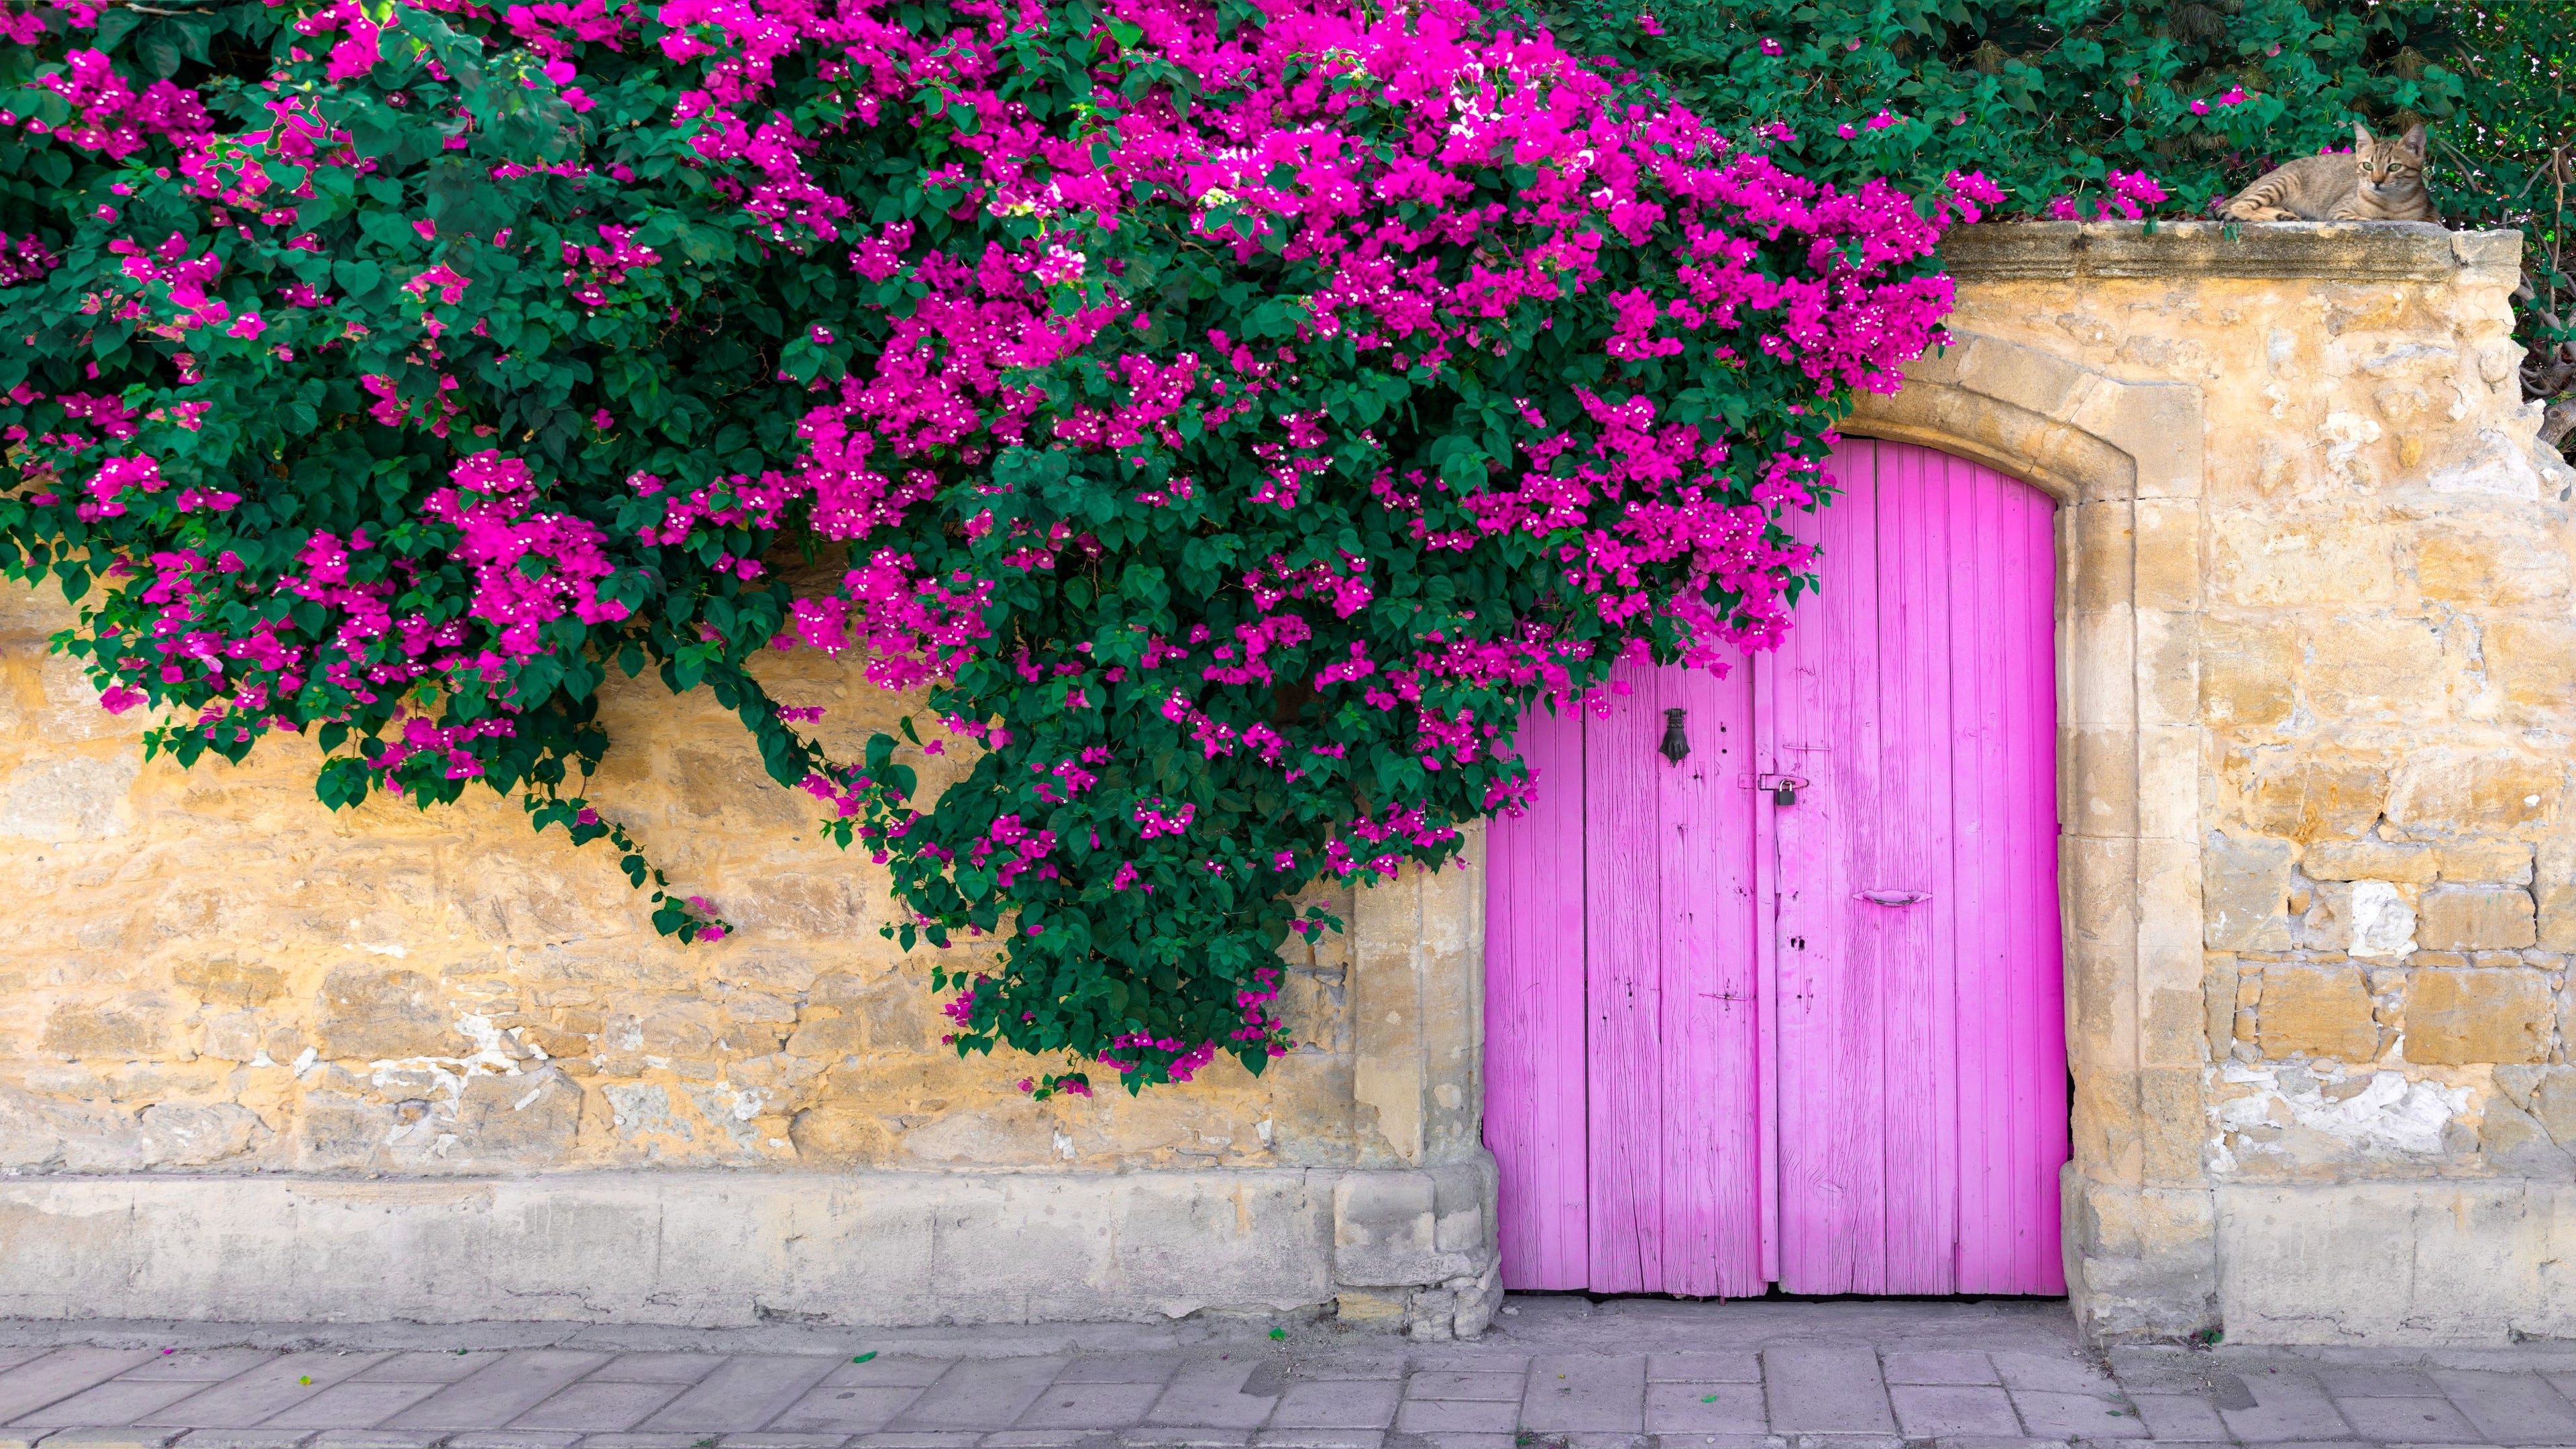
[9,1297,2576,1449]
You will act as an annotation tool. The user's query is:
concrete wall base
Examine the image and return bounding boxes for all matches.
[2216,1181,2576,1344]
[0,1158,1500,1337]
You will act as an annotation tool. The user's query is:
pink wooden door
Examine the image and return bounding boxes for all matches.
[1485,438,2065,1297]
[1486,662,1763,1297]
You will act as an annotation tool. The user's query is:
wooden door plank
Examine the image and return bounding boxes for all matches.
[2006,475,2071,1292]
[1772,441,1884,1295]
[1585,661,1664,1292]
[1937,460,2069,1294]
[1656,659,1765,1297]
[2019,481,2070,1295]
[1947,458,2011,1294]
[1485,697,1591,1289]
[1752,645,1785,1287]
[1870,443,1962,1295]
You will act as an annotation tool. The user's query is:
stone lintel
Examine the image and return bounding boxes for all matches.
[1939,220,2518,284]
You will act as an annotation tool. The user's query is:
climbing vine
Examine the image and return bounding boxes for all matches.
[0,0,1983,1094]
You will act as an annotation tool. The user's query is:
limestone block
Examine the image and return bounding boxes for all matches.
[2204,955,2241,1059]
[2205,834,2294,951]
[2240,755,2392,842]
[196,1009,292,1065]
[2414,529,2573,605]
[171,959,289,1009]
[2484,621,2576,720]
[2387,750,2563,835]
[2137,610,2199,731]
[315,966,455,1063]
[453,1069,585,1166]
[2071,727,2139,837]
[787,1099,895,1165]
[2063,1174,2219,1342]
[2480,1099,2575,1181]
[2304,839,2437,883]
[781,1011,865,1060]
[40,996,174,1059]
[1428,1157,1495,1254]
[2544,839,2576,951]
[1447,1260,1503,1338]
[2256,966,2378,1062]
[2403,969,2553,1064]
[0,753,138,841]
[0,1167,1349,1327]
[292,1090,393,1171]
[2440,841,2537,885]
[0,1085,144,1172]
[2210,512,2398,606]
[1333,1169,1481,1288]
[2140,1067,2208,1185]
[2133,500,2202,612]
[2418,886,2538,951]
[2214,1177,2576,1346]
[136,1102,267,1167]
[2527,1069,2576,1146]
[2194,610,2298,727]
[2303,616,2445,722]
[1333,1290,1409,1329]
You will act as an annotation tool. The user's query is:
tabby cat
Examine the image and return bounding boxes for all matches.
[2220,121,2441,223]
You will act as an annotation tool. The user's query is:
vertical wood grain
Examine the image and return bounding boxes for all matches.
[1484,696,1591,1289]
[1768,443,1882,1295]
[1584,661,1664,1293]
[1656,659,1765,1297]
[1872,442,1962,1295]
[1485,437,2064,1298]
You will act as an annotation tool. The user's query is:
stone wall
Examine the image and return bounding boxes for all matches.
[0,584,1497,1333]
[1852,221,2576,1344]
[3,221,2572,1344]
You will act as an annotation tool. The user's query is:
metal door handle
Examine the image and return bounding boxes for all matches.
[1858,890,1932,905]
[1659,708,1689,763]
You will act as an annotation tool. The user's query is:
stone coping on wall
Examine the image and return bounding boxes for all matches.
[1940,220,2521,284]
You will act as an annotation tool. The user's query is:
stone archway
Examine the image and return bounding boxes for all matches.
[1846,331,2216,1341]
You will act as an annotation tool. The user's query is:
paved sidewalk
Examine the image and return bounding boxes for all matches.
[3,1297,2574,1449]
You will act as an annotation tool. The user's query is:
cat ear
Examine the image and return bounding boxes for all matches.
[2402,122,2428,154]
[2353,119,2374,150]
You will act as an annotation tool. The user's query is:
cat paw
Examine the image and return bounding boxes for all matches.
[2222,205,2296,222]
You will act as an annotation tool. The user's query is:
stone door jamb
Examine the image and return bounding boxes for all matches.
[1844,330,2214,1340]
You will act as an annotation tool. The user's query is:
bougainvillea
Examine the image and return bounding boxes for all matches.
[0,0,1983,1094]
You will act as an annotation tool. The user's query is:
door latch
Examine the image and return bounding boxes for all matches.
[1659,708,1689,764]
[1756,772,1807,806]
[1858,889,1933,906]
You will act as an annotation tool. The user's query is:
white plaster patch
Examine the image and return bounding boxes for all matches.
[2346,880,2418,959]
[2218,1061,2468,1157]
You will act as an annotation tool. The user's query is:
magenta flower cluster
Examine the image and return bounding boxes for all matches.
[0,0,1981,1091]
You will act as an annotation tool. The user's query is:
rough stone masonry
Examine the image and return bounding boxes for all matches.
[0,221,2571,1345]
[1856,221,2576,1345]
